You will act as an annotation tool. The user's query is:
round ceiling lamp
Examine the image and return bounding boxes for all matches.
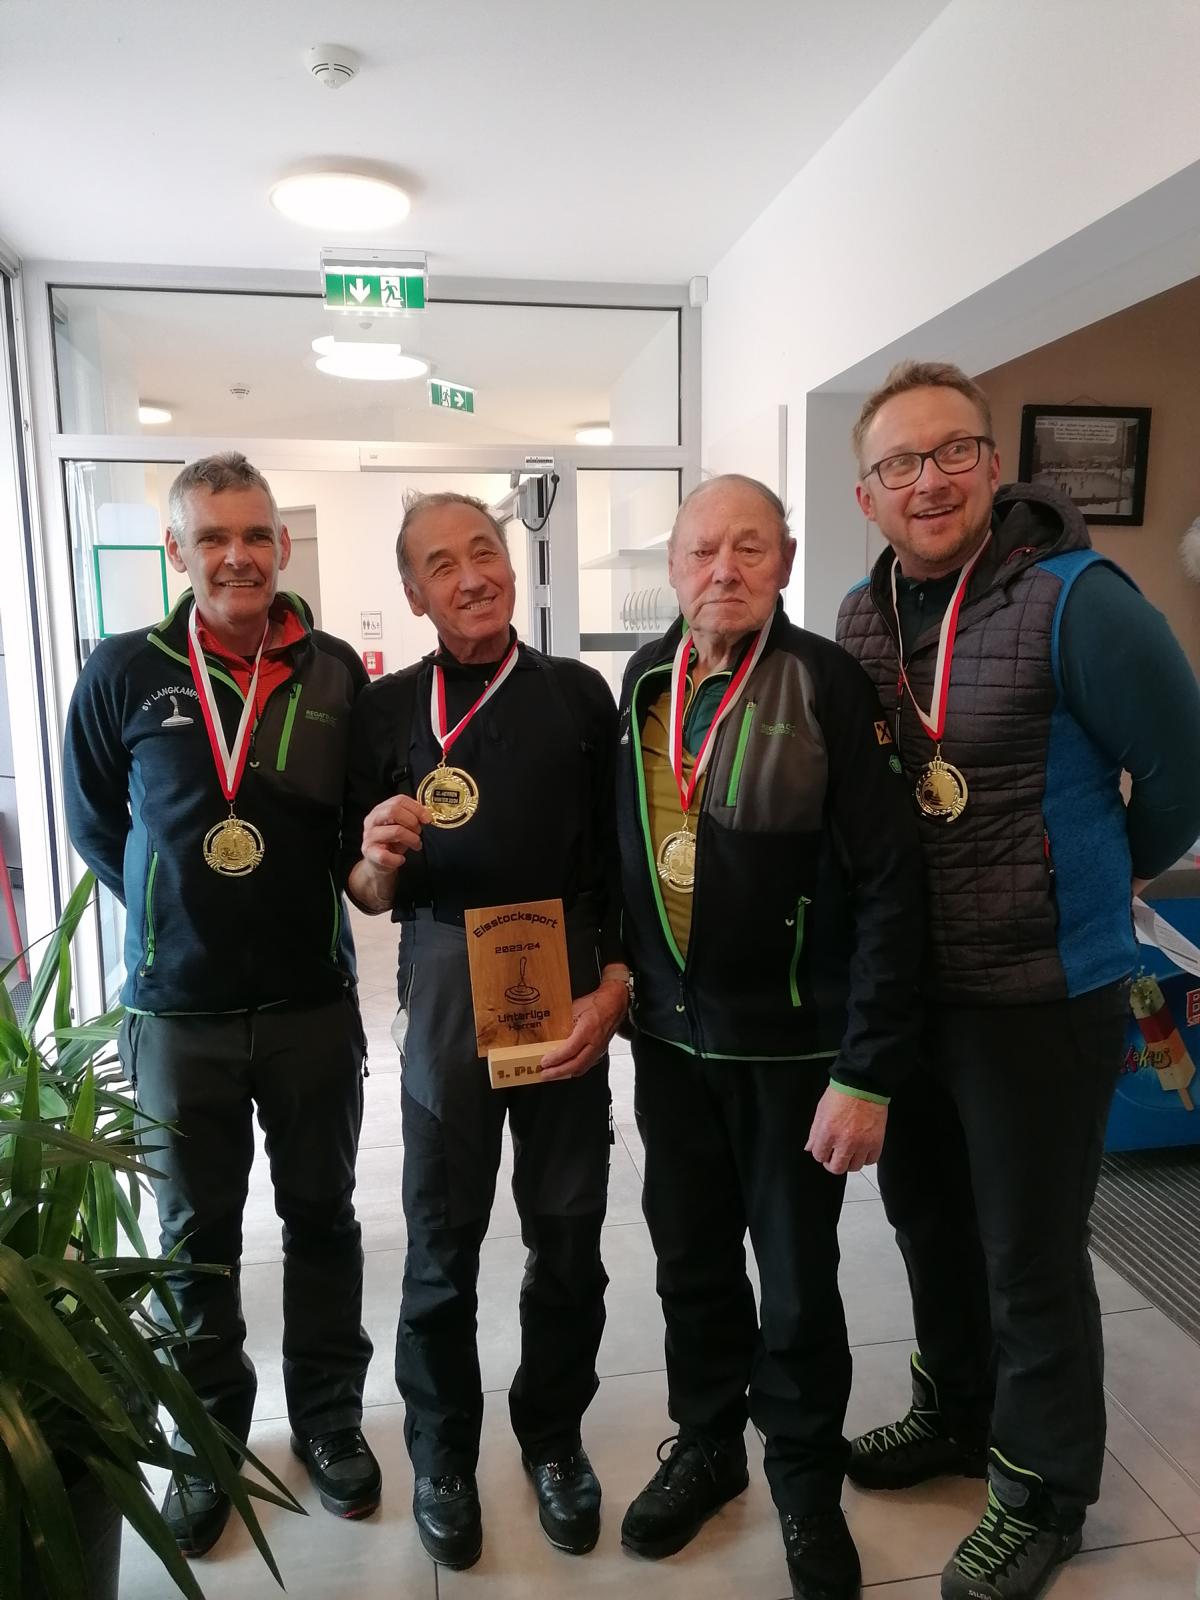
[137,403,172,425]
[270,171,410,231]
[575,424,613,446]
[311,335,428,381]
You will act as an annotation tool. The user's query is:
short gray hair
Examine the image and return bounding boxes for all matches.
[671,473,791,547]
[168,452,281,541]
[396,490,510,582]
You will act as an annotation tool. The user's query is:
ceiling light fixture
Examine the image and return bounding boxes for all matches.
[575,424,613,446]
[311,335,428,381]
[137,403,172,425]
[270,171,410,231]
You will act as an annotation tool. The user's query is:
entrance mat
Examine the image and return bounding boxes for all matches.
[1091,1147,1200,1346]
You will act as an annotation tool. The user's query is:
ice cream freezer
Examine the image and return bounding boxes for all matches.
[1107,878,1200,1153]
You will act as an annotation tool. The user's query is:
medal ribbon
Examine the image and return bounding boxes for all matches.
[668,618,772,814]
[430,638,520,761]
[888,534,990,745]
[187,603,268,804]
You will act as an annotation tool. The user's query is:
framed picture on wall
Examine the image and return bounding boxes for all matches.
[1017,404,1151,526]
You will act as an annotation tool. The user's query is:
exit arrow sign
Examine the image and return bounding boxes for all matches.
[323,269,426,312]
[429,380,475,414]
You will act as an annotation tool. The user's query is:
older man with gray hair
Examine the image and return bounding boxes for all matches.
[63,452,380,1557]
[342,489,628,1572]
[615,474,923,1600]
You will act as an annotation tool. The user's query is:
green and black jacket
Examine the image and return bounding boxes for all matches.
[616,603,924,1100]
[62,590,367,1014]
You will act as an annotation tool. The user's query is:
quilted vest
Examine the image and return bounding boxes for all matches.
[837,485,1133,1005]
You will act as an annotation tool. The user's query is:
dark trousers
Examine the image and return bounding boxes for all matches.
[634,1034,851,1515]
[394,915,610,1477]
[122,998,373,1446]
[876,981,1127,1514]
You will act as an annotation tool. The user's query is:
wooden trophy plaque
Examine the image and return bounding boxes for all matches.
[464,897,573,1088]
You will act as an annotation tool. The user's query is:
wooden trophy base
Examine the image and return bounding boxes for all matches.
[487,1040,569,1089]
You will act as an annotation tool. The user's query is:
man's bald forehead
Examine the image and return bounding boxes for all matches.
[673,474,791,544]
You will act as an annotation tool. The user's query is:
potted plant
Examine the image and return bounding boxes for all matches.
[0,872,302,1599]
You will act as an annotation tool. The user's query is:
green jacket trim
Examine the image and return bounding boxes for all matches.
[829,1080,891,1106]
[630,661,686,972]
[276,681,302,770]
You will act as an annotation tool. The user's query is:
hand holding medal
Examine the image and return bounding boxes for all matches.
[889,535,990,823]
[362,793,432,871]
[188,604,268,876]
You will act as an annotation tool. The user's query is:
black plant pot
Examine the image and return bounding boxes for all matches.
[21,1468,122,1600]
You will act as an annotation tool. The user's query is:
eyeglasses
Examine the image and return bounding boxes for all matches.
[864,434,994,491]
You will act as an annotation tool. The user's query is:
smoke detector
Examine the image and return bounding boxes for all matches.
[305,44,360,89]
[229,383,251,401]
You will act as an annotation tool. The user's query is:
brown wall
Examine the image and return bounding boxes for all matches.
[976,276,1200,672]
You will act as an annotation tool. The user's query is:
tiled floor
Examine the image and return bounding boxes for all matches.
[119,911,1200,1599]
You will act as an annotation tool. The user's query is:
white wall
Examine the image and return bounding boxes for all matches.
[701,0,1200,635]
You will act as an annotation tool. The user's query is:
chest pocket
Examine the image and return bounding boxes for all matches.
[709,666,828,836]
[257,679,351,809]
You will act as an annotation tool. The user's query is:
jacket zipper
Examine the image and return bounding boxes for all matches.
[725,701,756,807]
[276,681,303,771]
[787,895,811,1006]
[140,851,159,973]
[328,871,342,959]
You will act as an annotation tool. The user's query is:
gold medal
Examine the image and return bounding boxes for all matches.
[203,814,265,875]
[916,755,968,822]
[417,763,480,829]
[656,827,696,892]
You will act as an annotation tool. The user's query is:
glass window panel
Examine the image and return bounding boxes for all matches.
[577,469,680,696]
[51,287,679,446]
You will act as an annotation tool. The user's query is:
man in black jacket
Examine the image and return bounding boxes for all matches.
[343,492,629,1572]
[63,453,379,1556]
[616,474,923,1600]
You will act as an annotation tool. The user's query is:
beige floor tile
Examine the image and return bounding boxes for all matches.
[486,1132,646,1241]
[1102,1308,1200,1482]
[359,1068,405,1148]
[1031,1536,1200,1597]
[1105,1395,1200,1536]
[439,1370,794,1600]
[838,1200,917,1348]
[358,987,402,1035]
[617,1119,644,1178]
[476,1221,667,1395]
[363,1027,402,1072]
[862,1581,940,1598]
[1090,1251,1150,1314]
[118,1407,435,1600]
[610,1054,636,1122]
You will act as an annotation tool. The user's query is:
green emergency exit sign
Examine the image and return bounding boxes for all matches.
[323,270,426,311]
[429,381,475,414]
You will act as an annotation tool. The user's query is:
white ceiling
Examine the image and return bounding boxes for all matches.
[0,0,947,281]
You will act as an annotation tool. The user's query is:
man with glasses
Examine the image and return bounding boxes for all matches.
[838,361,1200,1600]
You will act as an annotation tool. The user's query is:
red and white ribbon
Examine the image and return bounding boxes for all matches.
[888,535,990,744]
[187,604,267,803]
[430,638,520,761]
[667,618,772,813]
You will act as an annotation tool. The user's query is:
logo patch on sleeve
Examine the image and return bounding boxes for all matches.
[874,720,894,746]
